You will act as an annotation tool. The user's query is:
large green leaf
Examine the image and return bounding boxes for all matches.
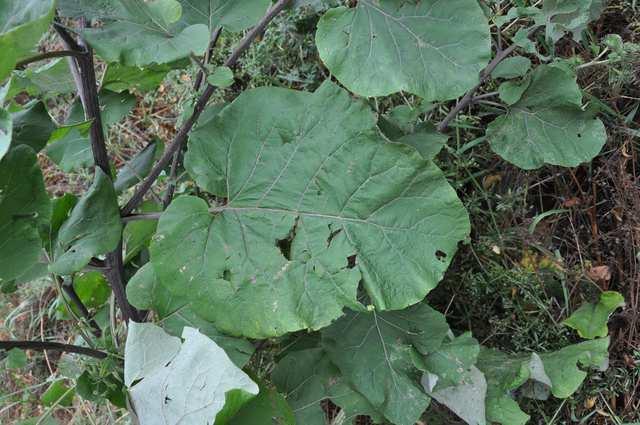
[11,102,56,153]
[124,322,259,424]
[126,263,255,367]
[321,305,450,425]
[272,348,383,425]
[147,82,469,338]
[0,146,51,283]
[0,0,55,82]
[487,65,607,169]
[179,0,271,32]
[59,0,210,66]
[315,0,491,100]
[49,169,122,275]
[563,291,625,339]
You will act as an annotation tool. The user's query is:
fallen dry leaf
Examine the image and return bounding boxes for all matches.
[586,265,611,283]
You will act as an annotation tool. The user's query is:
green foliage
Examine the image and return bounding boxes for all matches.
[564,291,625,339]
[0,146,50,283]
[147,82,470,338]
[0,1,624,424]
[487,64,607,169]
[41,380,75,407]
[315,0,491,100]
[5,348,27,369]
[49,169,122,275]
[0,0,55,81]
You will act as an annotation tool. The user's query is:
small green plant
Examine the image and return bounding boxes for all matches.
[0,1,627,424]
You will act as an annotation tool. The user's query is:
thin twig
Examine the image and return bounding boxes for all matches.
[0,341,108,359]
[15,50,85,69]
[121,0,291,216]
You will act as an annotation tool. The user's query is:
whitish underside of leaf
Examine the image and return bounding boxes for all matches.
[145,81,469,338]
[487,65,607,169]
[315,0,491,100]
[125,322,258,425]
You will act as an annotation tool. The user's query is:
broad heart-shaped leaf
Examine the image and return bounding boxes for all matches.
[58,0,209,67]
[320,304,450,425]
[315,0,491,100]
[126,262,255,367]
[272,348,383,425]
[563,291,625,339]
[125,322,259,425]
[0,146,51,283]
[0,0,55,82]
[487,64,607,169]
[179,0,271,32]
[151,82,470,339]
[49,169,122,275]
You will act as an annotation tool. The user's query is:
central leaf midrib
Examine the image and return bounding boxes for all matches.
[209,205,430,232]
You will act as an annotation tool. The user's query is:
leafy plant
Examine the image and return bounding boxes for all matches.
[0,0,626,424]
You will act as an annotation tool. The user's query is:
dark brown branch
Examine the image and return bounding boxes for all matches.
[121,0,291,216]
[163,27,223,209]
[0,341,107,359]
[437,43,519,132]
[55,21,140,323]
[15,50,85,69]
[194,27,222,92]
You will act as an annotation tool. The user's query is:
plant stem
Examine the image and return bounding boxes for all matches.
[162,27,224,209]
[59,278,102,337]
[437,42,519,132]
[121,0,291,216]
[55,22,140,324]
[0,341,108,359]
[15,50,85,69]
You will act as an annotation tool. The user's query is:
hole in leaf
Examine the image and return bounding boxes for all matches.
[222,269,231,282]
[327,228,342,247]
[347,254,357,269]
[577,133,582,138]
[276,237,292,260]
[435,250,447,261]
[276,218,299,260]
